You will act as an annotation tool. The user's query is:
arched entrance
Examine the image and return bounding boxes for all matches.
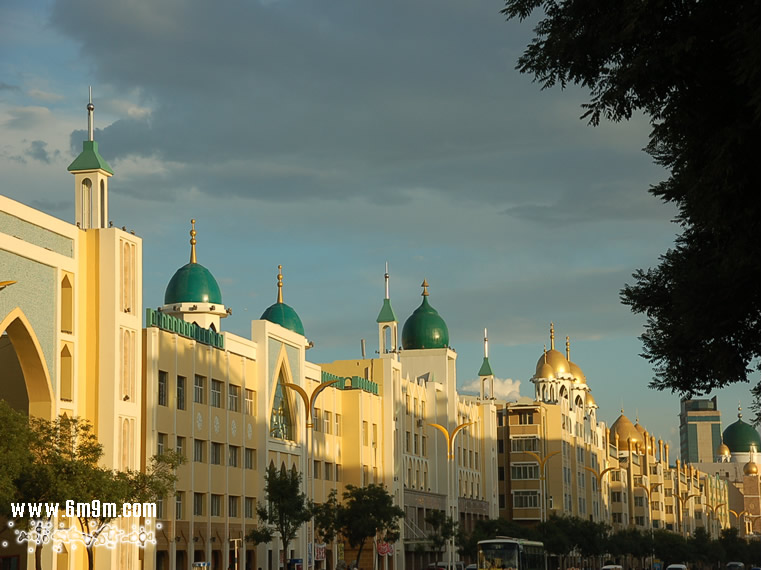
[0,308,54,419]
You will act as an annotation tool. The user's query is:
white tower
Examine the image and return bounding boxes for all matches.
[376,262,398,357]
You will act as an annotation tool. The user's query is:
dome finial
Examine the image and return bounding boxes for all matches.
[550,322,555,350]
[277,265,284,304]
[189,219,197,264]
[87,86,95,142]
[566,335,570,360]
[384,261,390,300]
[484,328,489,358]
[738,402,743,420]
[543,344,547,363]
[421,279,429,297]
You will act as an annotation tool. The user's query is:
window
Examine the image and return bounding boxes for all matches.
[177,376,186,410]
[405,431,411,453]
[194,375,206,404]
[314,409,322,432]
[335,464,341,481]
[611,491,622,503]
[211,380,222,408]
[422,436,427,456]
[245,389,255,416]
[666,505,674,514]
[314,460,321,479]
[228,384,240,412]
[498,467,505,481]
[578,497,586,514]
[157,433,167,455]
[634,496,644,507]
[156,499,164,519]
[362,421,369,446]
[229,496,239,518]
[228,446,239,468]
[414,434,419,454]
[194,439,205,463]
[245,448,256,470]
[651,501,660,511]
[176,492,184,520]
[245,497,255,519]
[335,414,342,436]
[510,437,539,452]
[176,436,185,456]
[498,412,504,427]
[210,442,222,465]
[612,512,623,523]
[194,493,204,516]
[511,463,539,480]
[324,411,332,434]
[211,494,222,517]
[664,488,673,497]
[635,516,645,526]
[498,440,504,453]
[372,423,377,447]
[518,411,534,425]
[158,371,168,406]
[611,470,621,482]
[324,462,333,481]
[499,494,506,508]
[513,491,539,508]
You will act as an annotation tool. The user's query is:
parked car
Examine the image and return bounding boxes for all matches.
[666,565,688,570]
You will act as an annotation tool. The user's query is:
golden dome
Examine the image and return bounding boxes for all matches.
[536,361,555,380]
[569,361,587,383]
[586,393,597,408]
[536,349,569,377]
[610,413,643,451]
[717,443,731,457]
[744,461,759,476]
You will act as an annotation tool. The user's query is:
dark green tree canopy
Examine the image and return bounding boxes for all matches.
[502,0,760,396]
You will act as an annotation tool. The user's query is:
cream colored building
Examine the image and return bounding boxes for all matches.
[0,99,143,570]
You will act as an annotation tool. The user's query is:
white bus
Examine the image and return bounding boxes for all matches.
[476,537,546,570]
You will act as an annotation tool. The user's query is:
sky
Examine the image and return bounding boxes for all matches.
[0,0,757,454]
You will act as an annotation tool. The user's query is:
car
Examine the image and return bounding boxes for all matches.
[726,563,744,570]
[666,565,688,570]
[601,566,623,570]
[465,564,477,570]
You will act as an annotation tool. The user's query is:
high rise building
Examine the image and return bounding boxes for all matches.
[679,396,722,464]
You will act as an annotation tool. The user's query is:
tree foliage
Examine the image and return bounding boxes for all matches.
[247,463,312,563]
[502,0,760,396]
[425,510,457,555]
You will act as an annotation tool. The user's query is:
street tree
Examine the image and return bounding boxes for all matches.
[247,463,312,566]
[336,484,404,569]
[424,510,457,558]
[501,0,760,397]
[0,402,33,510]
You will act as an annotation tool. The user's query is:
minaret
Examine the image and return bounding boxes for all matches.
[376,262,398,357]
[68,87,113,229]
[478,328,495,399]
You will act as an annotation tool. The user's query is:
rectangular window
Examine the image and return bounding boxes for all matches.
[324,462,333,481]
[176,436,185,456]
[211,379,222,408]
[245,448,256,470]
[513,491,539,509]
[362,421,369,446]
[314,460,321,479]
[510,437,539,452]
[518,411,533,425]
[158,371,168,406]
[193,493,204,516]
[156,499,164,519]
[228,445,239,468]
[414,434,419,455]
[335,414,342,436]
[194,439,205,463]
[422,436,427,456]
[314,409,322,432]
[664,488,673,497]
[157,433,167,455]
[211,494,222,517]
[499,494,506,509]
[210,442,222,465]
[498,412,504,427]
[405,431,411,453]
[611,470,621,482]
[245,389,255,416]
[194,375,206,404]
[228,384,240,412]
[651,501,660,511]
[324,411,332,434]
[578,497,586,514]
[498,466,505,481]
[175,492,184,520]
[511,463,539,480]
[229,496,239,518]
[372,423,378,447]
[335,464,341,482]
[666,505,674,514]
[612,491,622,503]
[245,497,255,519]
[498,439,504,453]
[612,512,623,523]
[635,516,645,526]
[634,496,644,507]
[176,376,186,410]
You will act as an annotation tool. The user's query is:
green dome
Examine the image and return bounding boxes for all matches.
[261,302,305,336]
[164,263,223,305]
[722,418,761,453]
[402,296,449,349]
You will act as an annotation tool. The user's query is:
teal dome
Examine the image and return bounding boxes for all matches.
[164,263,223,305]
[723,418,761,453]
[402,296,449,350]
[261,302,305,336]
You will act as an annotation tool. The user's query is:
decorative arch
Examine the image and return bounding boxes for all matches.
[269,346,297,442]
[0,308,54,419]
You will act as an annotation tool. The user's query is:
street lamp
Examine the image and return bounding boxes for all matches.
[526,451,560,523]
[729,509,749,534]
[674,493,700,537]
[284,378,340,570]
[429,421,474,570]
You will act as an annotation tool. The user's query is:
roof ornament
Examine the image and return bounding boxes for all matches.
[384,261,390,300]
[550,322,555,350]
[566,335,570,360]
[484,328,489,358]
[421,279,429,297]
[738,402,743,420]
[87,86,94,142]
[543,344,547,363]
[277,265,284,304]
[189,219,197,264]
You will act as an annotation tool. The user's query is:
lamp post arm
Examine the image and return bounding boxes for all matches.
[428,423,454,458]
[284,383,311,425]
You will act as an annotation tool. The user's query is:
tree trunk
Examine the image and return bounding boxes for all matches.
[87,544,95,570]
[34,542,42,570]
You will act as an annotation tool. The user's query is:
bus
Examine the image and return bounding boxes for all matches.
[476,537,546,570]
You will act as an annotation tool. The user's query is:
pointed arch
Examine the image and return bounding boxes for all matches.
[0,308,54,419]
[269,346,297,442]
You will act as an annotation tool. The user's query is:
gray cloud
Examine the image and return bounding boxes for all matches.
[26,140,60,164]
[0,82,21,91]
[5,106,52,129]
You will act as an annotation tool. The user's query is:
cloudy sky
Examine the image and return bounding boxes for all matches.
[1,0,756,451]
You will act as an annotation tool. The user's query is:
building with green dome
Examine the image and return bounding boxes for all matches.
[259,265,305,336]
[401,279,449,350]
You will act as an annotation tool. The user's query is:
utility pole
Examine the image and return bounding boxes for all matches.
[230,538,242,570]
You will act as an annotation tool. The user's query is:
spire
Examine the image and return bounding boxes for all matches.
[376,263,397,323]
[543,344,547,363]
[87,86,94,142]
[421,279,429,296]
[478,328,494,377]
[189,219,197,264]
[384,261,389,300]
[550,322,555,350]
[277,265,284,304]
[484,328,489,358]
[566,335,570,360]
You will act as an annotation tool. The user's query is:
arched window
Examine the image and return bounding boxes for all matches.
[60,344,73,401]
[100,180,106,228]
[269,370,295,441]
[60,274,73,333]
[81,178,92,228]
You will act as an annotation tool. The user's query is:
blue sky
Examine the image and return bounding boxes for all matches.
[1,0,757,453]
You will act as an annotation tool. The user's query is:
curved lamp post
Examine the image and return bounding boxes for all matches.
[674,493,700,537]
[284,378,340,570]
[526,451,560,523]
[429,421,474,570]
